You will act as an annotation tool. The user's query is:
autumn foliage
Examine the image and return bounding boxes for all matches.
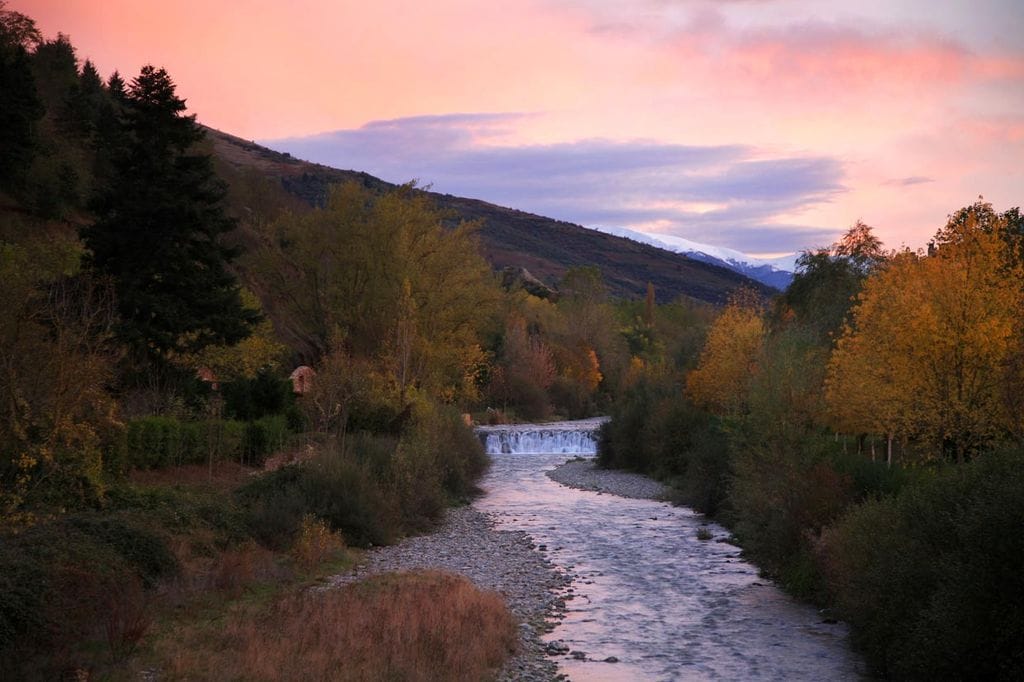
[602,203,1024,678]
[827,203,1024,462]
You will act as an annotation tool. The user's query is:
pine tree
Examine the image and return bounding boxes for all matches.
[84,65,256,365]
[106,70,126,101]
[0,10,43,192]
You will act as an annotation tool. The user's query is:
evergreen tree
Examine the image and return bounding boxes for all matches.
[62,58,105,140]
[92,70,127,186]
[106,70,126,101]
[0,9,43,193]
[84,65,256,365]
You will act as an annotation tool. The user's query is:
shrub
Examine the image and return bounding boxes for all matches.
[820,446,1024,679]
[0,513,177,678]
[241,415,289,467]
[599,373,731,515]
[729,436,854,597]
[238,407,486,548]
[122,416,286,471]
[66,515,179,587]
[162,571,516,681]
[407,405,488,504]
[292,514,346,571]
[238,446,398,549]
[220,369,294,421]
[104,483,248,540]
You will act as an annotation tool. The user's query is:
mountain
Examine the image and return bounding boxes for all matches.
[206,128,775,304]
[595,226,796,290]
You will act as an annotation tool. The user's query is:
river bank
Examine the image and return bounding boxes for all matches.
[546,457,671,500]
[327,505,572,682]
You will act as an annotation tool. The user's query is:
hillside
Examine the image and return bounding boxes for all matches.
[205,128,773,304]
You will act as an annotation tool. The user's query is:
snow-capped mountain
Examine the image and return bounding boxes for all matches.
[596,226,797,290]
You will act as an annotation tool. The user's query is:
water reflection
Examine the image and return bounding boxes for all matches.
[475,441,864,681]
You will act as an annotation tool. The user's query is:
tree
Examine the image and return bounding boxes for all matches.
[493,315,555,419]
[177,289,286,382]
[558,266,628,394]
[686,292,765,415]
[775,221,884,342]
[0,231,121,519]
[827,206,1024,463]
[84,65,256,366]
[256,181,498,405]
[0,5,43,193]
[825,251,922,464]
[0,2,41,50]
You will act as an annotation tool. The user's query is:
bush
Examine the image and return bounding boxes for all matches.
[599,372,732,515]
[728,436,855,597]
[104,483,248,540]
[407,405,488,504]
[66,515,178,587]
[220,369,294,421]
[820,447,1024,679]
[238,406,487,549]
[238,445,398,549]
[121,416,287,470]
[241,415,289,467]
[0,513,178,678]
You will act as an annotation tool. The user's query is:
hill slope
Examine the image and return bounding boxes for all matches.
[206,128,773,304]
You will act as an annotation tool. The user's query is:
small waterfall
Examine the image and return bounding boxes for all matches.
[476,418,608,455]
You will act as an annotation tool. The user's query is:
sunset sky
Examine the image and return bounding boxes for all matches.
[20,0,1024,258]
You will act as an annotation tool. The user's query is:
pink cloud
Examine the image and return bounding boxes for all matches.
[664,16,1024,98]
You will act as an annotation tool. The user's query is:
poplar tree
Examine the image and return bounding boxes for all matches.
[85,65,256,365]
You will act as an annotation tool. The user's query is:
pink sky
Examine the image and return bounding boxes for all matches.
[18,0,1024,257]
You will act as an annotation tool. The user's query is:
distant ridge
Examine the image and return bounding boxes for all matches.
[206,127,775,304]
[596,226,795,290]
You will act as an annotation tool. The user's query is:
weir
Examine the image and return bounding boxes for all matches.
[475,417,608,455]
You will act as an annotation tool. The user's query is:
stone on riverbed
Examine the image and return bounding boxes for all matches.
[546,458,671,500]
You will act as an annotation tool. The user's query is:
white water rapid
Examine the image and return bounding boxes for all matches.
[476,417,608,455]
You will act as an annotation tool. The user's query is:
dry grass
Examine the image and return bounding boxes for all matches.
[128,461,253,491]
[156,571,517,681]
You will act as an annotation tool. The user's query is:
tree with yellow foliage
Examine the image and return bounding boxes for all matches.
[256,182,499,407]
[827,203,1024,463]
[175,289,286,382]
[686,291,765,415]
[826,250,923,464]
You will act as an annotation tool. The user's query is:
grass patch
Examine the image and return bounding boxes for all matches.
[146,570,517,681]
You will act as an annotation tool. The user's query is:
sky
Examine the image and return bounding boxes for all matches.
[18,0,1024,258]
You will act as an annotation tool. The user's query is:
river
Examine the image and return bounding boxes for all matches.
[474,419,865,681]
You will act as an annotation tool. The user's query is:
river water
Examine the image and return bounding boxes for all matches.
[474,419,864,681]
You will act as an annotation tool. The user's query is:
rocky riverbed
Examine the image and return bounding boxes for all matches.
[546,457,670,500]
[326,505,573,682]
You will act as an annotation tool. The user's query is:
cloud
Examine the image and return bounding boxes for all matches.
[617,6,1024,102]
[265,113,846,253]
[885,176,935,187]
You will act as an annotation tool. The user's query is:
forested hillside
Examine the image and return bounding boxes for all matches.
[205,127,771,304]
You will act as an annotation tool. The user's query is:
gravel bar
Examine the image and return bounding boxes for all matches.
[326,506,572,682]
[546,458,671,500]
